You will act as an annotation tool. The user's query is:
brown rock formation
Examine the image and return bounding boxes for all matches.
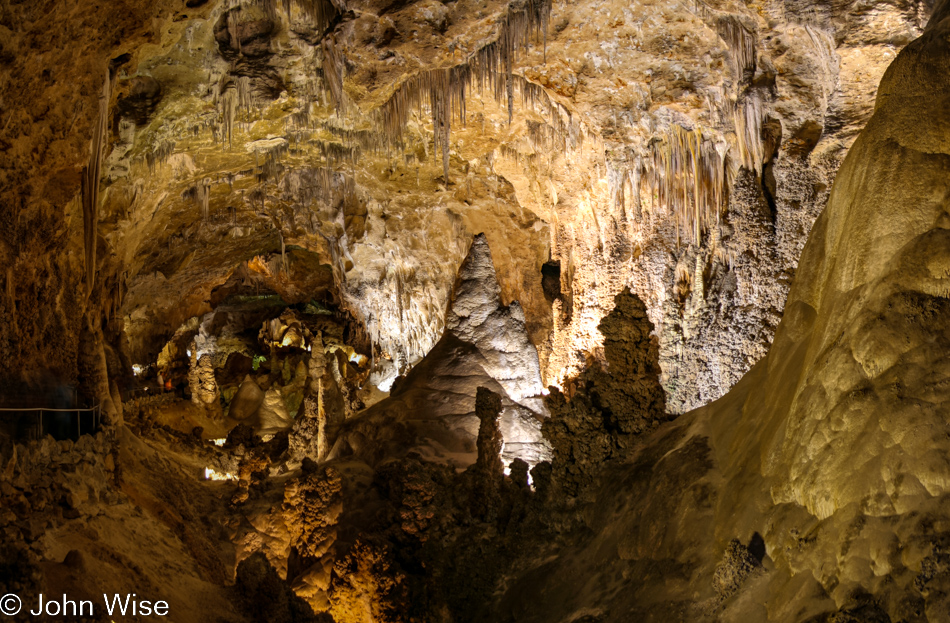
[493,4,950,622]
[3,0,949,622]
[473,387,504,479]
[283,464,343,561]
[235,552,332,623]
[544,287,669,495]
[472,386,504,519]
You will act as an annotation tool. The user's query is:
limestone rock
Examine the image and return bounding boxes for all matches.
[235,552,330,623]
[229,376,266,421]
[445,234,545,404]
[283,465,344,561]
[191,353,221,413]
[473,387,504,479]
[712,539,763,601]
[329,236,551,469]
[543,288,670,495]
[252,389,294,436]
[495,9,950,623]
[0,0,945,622]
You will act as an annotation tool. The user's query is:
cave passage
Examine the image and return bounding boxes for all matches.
[2,0,948,621]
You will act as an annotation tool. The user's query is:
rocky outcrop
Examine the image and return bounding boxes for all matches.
[493,5,950,621]
[235,552,332,623]
[445,234,545,403]
[544,287,669,495]
[2,434,118,527]
[327,234,550,469]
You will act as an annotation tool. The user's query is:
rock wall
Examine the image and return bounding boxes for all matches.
[493,4,950,620]
[1,0,931,416]
[0,0,189,387]
[539,0,933,411]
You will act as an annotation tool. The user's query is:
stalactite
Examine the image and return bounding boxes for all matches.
[608,164,640,224]
[804,24,837,79]
[733,94,764,171]
[638,125,729,245]
[376,0,552,180]
[226,8,242,54]
[82,70,111,299]
[218,76,254,147]
[221,84,237,147]
[199,178,212,220]
[322,35,345,113]
[717,15,756,78]
[258,0,340,34]
[695,2,756,80]
[183,179,213,220]
[236,76,253,111]
[145,140,176,171]
[314,139,359,168]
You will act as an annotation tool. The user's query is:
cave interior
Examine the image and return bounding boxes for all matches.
[2,0,950,621]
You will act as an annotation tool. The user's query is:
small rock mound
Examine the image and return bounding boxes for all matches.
[235,552,333,623]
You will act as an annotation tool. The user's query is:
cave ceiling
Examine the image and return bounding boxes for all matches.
[0,0,932,404]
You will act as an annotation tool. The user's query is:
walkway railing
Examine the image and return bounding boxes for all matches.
[0,404,102,441]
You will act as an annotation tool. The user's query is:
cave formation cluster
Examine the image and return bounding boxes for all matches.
[2,0,950,621]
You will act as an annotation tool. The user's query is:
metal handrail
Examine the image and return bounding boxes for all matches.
[0,406,99,412]
[0,404,102,440]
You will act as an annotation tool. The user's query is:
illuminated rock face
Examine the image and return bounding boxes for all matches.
[0,0,928,414]
[327,234,551,468]
[496,5,950,621]
[2,0,949,622]
[444,233,545,404]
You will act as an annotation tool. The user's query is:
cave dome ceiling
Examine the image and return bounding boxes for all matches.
[0,0,930,407]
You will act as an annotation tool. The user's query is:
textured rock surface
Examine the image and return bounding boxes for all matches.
[328,234,550,468]
[492,5,950,621]
[2,0,950,622]
[544,287,669,495]
[445,234,545,402]
[0,0,931,414]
